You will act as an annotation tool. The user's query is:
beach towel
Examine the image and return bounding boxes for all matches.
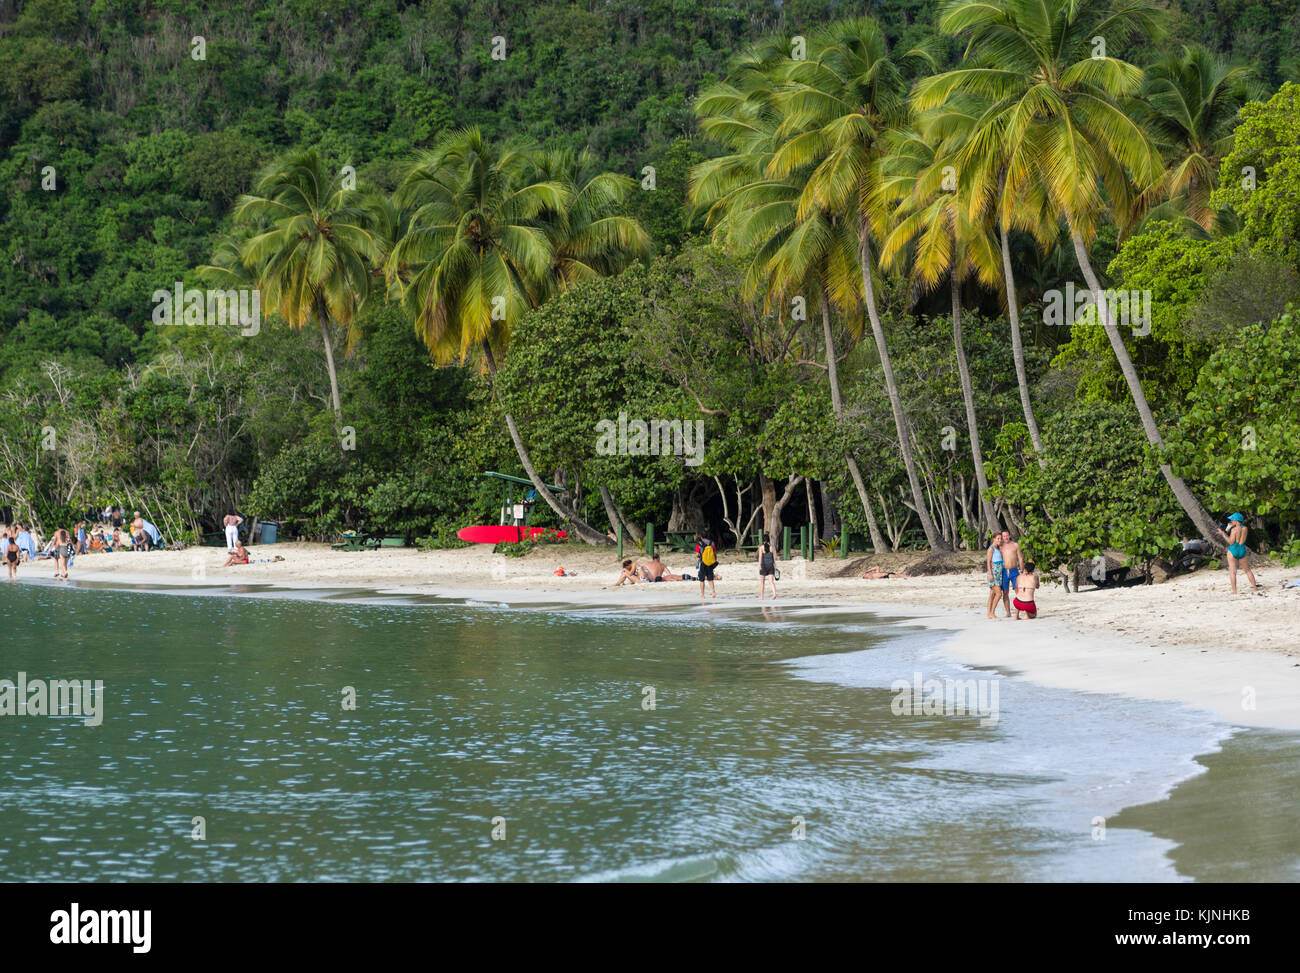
[141,520,162,545]
[16,530,36,559]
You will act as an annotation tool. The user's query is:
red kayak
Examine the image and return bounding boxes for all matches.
[456,525,568,544]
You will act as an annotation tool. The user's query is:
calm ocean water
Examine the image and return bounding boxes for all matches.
[1,580,1296,882]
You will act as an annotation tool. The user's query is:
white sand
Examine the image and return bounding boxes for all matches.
[41,540,1300,729]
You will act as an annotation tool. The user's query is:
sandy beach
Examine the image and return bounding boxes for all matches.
[39,540,1300,731]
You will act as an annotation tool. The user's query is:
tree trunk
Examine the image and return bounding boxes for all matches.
[952,271,1000,533]
[806,478,818,548]
[482,341,609,545]
[319,313,342,416]
[759,473,778,540]
[760,472,803,541]
[859,228,949,551]
[820,481,837,543]
[599,484,642,543]
[1000,215,1044,463]
[822,289,886,553]
[771,474,803,541]
[1068,229,1221,544]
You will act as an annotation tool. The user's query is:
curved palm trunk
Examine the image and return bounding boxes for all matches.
[821,292,886,553]
[951,272,1000,534]
[1000,221,1045,463]
[318,311,342,416]
[482,341,610,545]
[1067,230,1220,543]
[859,229,949,551]
[599,483,643,544]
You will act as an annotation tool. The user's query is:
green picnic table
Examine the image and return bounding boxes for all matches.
[665,530,696,553]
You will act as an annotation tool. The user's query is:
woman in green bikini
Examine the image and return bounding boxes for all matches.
[1214,513,1259,594]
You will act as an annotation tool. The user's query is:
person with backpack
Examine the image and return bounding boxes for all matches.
[757,534,777,600]
[696,534,718,598]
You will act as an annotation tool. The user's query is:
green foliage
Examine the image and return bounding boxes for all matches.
[1168,308,1300,524]
[1050,222,1234,403]
[2,0,1299,560]
[987,406,1187,571]
[1277,537,1300,567]
[496,263,684,528]
[1211,83,1300,266]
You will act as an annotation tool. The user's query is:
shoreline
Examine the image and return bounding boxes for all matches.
[21,540,1300,731]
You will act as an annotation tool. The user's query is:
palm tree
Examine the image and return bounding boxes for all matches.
[918,0,1222,541]
[691,48,890,552]
[1135,45,1253,234]
[387,128,646,544]
[230,149,380,416]
[878,122,1002,534]
[532,147,651,296]
[768,17,950,550]
[924,93,1054,462]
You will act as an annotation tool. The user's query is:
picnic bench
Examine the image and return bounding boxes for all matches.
[331,533,408,551]
[664,530,695,553]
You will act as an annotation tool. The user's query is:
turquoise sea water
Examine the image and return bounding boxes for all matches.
[1,580,1296,882]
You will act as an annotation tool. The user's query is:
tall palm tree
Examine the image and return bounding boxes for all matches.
[878,122,1002,534]
[387,128,646,544]
[691,49,890,552]
[230,149,380,416]
[768,17,950,550]
[1135,45,1253,234]
[918,0,1222,541]
[923,93,1054,462]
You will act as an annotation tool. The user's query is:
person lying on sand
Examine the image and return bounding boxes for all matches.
[1012,561,1039,619]
[862,565,908,580]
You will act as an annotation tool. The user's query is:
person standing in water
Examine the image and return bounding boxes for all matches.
[1214,513,1259,594]
[757,535,777,600]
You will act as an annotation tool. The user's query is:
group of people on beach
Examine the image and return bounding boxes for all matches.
[607,514,1263,609]
[986,529,1038,620]
[606,534,732,598]
[608,533,786,600]
[2,523,77,580]
[89,506,164,553]
[1,506,166,582]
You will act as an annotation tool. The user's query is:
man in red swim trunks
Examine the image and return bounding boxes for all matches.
[1013,561,1039,619]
